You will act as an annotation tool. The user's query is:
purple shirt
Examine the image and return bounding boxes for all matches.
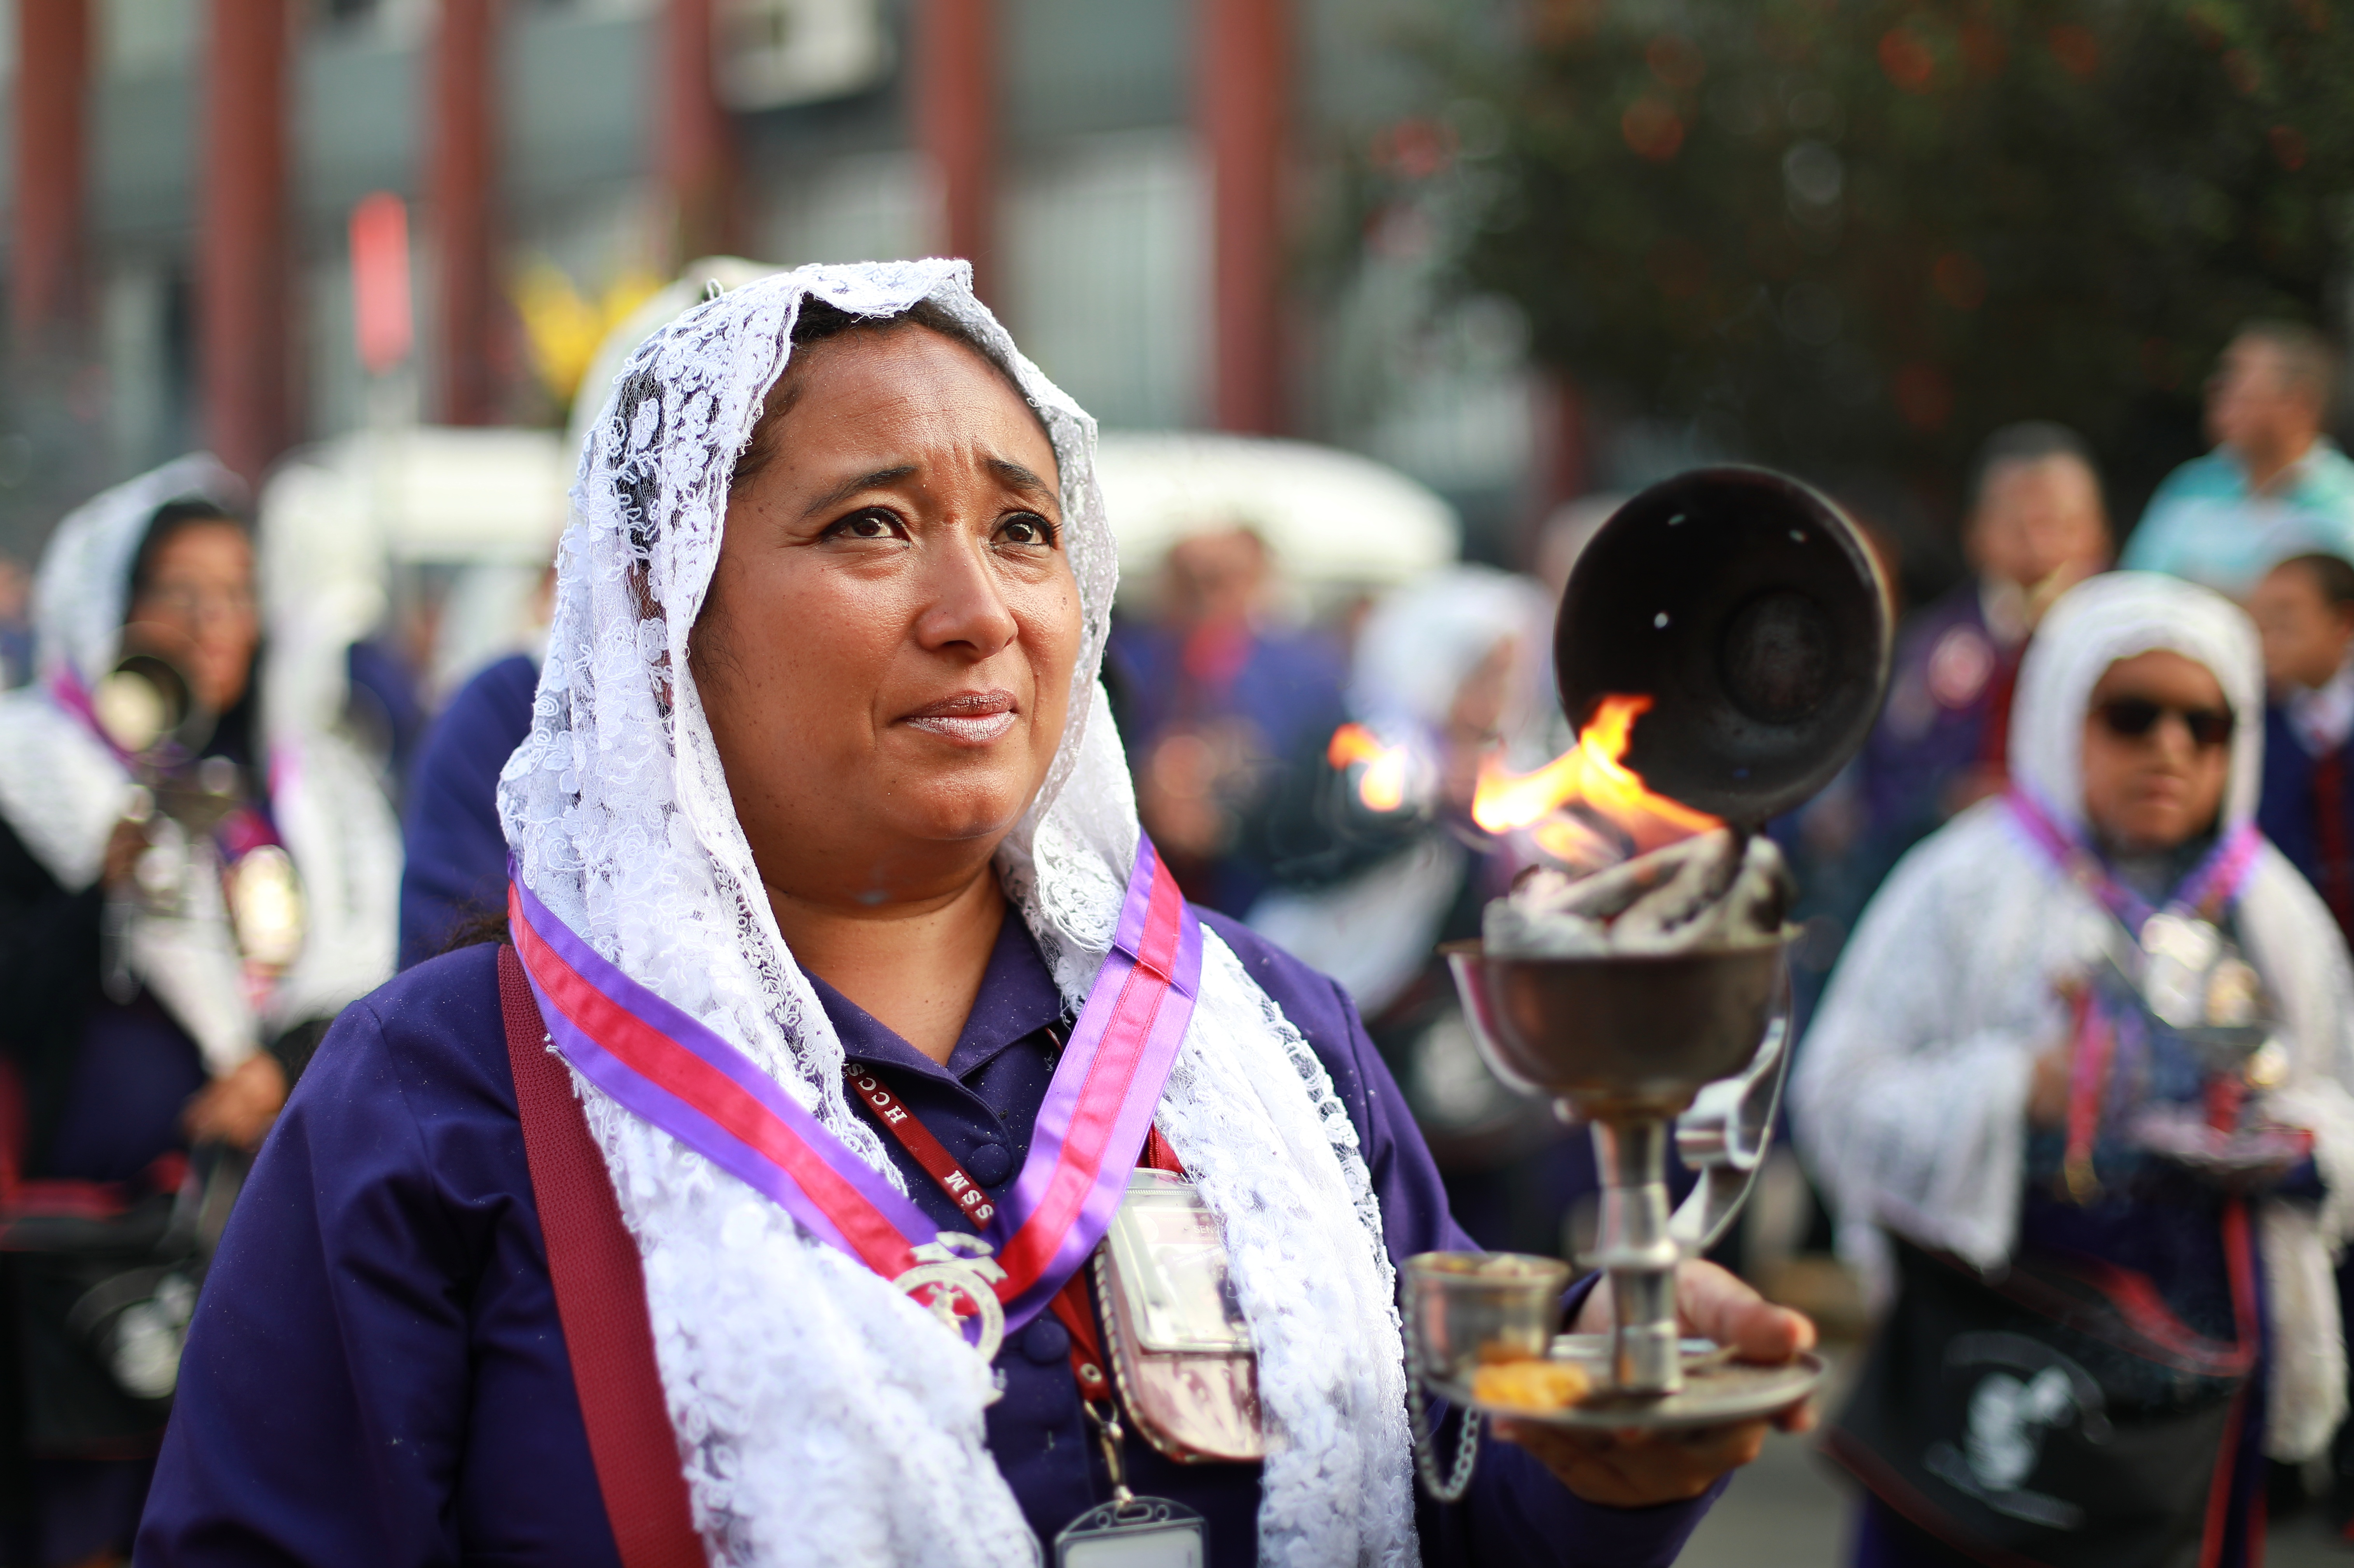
[138,909,1719,1566]
[397,653,540,970]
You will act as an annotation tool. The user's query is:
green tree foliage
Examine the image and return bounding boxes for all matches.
[1451,0,2354,506]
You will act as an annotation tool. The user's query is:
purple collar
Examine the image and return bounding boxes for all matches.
[804,908,1066,1086]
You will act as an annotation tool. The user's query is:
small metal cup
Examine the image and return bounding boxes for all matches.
[1401,1252,1572,1386]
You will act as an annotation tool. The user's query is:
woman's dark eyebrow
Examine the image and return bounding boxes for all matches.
[798,464,919,520]
[986,457,1057,504]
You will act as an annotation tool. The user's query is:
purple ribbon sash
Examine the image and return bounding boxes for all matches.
[509,835,1202,1338]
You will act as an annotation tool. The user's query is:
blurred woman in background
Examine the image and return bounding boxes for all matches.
[0,457,397,1567]
[1798,572,2354,1566]
[1246,565,1575,1252]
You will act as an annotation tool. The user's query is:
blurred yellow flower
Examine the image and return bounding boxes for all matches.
[512,260,664,409]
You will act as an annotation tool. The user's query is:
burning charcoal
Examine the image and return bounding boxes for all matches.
[1483,829,1792,958]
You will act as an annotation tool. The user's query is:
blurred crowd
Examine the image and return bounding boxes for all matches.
[7,308,2354,1564]
[1102,316,2354,1565]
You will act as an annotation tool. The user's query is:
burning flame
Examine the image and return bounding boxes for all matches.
[1327,722,1413,812]
[1471,695,1720,869]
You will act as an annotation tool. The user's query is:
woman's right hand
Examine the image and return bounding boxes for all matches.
[101,817,150,893]
[2027,1032,2074,1128]
[2027,978,2087,1129]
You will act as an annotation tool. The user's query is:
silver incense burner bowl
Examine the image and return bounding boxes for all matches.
[1404,467,1889,1439]
[1443,940,1795,1412]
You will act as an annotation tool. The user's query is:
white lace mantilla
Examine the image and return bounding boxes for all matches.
[1795,573,2354,1461]
[500,261,1415,1566]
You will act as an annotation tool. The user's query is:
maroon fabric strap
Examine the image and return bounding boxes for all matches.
[497,945,703,1568]
[2314,750,2354,945]
[846,1069,999,1226]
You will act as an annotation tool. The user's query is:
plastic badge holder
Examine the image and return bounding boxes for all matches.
[1095,1169,1265,1464]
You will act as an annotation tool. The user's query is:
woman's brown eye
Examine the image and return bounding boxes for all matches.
[836,511,897,540]
[1000,514,1055,547]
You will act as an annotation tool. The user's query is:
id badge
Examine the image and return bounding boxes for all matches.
[1054,1497,1207,1568]
[1102,1171,1251,1354]
[1097,1170,1264,1463]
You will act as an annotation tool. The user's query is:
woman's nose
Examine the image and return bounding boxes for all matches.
[913,531,1020,655]
[2148,712,2200,764]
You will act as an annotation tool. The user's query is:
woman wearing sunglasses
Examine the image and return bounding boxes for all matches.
[1795,571,2354,1565]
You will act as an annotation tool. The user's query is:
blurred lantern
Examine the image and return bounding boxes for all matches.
[1327,724,1417,813]
[350,193,413,375]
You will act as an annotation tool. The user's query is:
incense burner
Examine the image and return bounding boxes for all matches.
[1438,939,1819,1418]
[1401,466,1886,1448]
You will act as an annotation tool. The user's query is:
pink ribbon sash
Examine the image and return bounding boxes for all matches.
[507,835,1203,1338]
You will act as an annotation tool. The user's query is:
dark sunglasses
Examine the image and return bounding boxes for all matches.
[2094,697,2235,749]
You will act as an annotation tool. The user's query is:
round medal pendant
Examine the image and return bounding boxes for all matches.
[228,845,306,969]
[2204,955,2264,1029]
[892,1259,1007,1364]
[2139,913,2221,1029]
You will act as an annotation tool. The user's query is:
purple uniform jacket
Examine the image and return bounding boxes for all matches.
[1860,583,2007,848]
[136,909,1720,1566]
[2258,704,2354,946]
[397,653,540,970]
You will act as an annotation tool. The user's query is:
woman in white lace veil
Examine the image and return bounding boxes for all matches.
[146,261,1806,1568]
[514,255,1426,1568]
[0,453,397,1090]
[1796,569,2354,1564]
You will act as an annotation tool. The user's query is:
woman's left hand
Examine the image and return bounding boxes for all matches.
[184,1053,289,1152]
[1493,1259,1818,1509]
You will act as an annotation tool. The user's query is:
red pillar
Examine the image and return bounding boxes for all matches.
[1198,0,1289,435]
[659,0,734,265]
[913,0,995,304]
[201,0,294,485]
[1534,373,1590,510]
[12,0,91,347]
[431,0,498,424]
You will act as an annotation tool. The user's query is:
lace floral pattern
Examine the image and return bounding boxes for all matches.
[501,262,1414,1566]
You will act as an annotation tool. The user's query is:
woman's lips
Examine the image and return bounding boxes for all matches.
[902,691,1019,744]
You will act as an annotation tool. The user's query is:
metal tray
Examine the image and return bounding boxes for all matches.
[1433,1334,1826,1432]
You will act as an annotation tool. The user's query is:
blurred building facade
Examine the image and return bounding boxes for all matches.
[0,0,1542,563]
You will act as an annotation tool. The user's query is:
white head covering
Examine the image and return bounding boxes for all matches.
[30,453,244,697]
[501,260,1413,1566]
[1345,564,1553,752]
[0,454,398,1061]
[1250,567,1554,1017]
[2006,571,2265,840]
